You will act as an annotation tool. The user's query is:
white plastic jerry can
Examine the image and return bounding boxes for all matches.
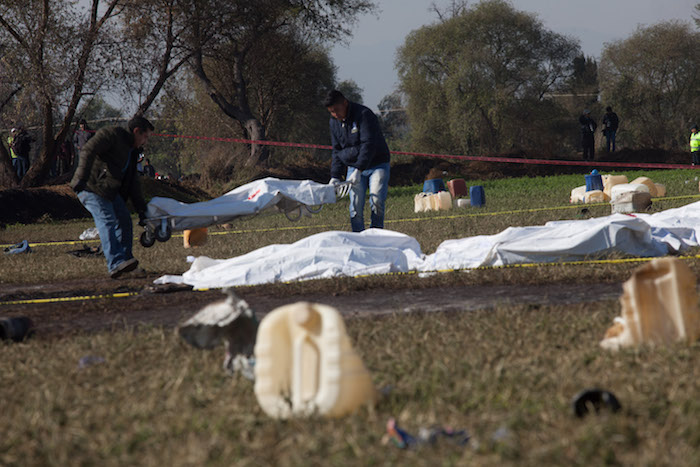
[630,176,658,197]
[610,183,650,202]
[414,193,430,213]
[254,302,377,418]
[570,185,586,203]
[436,191,452,210]
[600,257,700,350]
[583,190,604,203]
[655,183,666,197]
[603,175,628,199]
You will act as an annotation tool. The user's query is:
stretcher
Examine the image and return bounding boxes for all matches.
[139,177,350,247]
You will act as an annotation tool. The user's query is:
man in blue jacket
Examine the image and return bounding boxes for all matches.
[325,89,391,232]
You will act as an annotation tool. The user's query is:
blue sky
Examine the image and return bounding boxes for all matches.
[332,0,698,110]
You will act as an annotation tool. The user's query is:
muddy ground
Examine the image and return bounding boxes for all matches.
[0,274,622,338]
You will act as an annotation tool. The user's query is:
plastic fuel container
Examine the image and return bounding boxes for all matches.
[447,179,468,198]
[570,185,586,203]
[611,192,652,213]
[601,258,700,349]
[254,302,377,418]
[630,176,658,197]
[610,183,650,202]
[429,191,452,211]
[585,170,604,192]
[455,198,470,208]
[414,193,430,213]
[603,175,628,199]
[584,190,604,203]
[183,227,208,248]
[423,178,445,193]
[470,186,485,206]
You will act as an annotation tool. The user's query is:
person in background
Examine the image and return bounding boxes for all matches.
[7,128,19,178]
[57,138,74,175]
[136,153,144,174]
[602,106,619,153]
[579,109,597,161]
[70,116,154,279]
[73,119,93,169]
[325,89,391,232]
[691,124,700,166]
[143,158,156,178]
[10,126,32,180]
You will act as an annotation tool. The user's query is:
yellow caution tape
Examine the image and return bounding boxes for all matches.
[4,254,700,306]
[1,291,139,306]
[2,194,699,249]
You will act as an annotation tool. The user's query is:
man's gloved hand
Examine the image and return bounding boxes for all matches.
[72,180,87,193]
[138,211,147,226]
[347,169,361,185]
[328,177,341,186]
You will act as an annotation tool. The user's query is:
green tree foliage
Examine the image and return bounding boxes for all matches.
[336,80,364,104]
[568,55,598,94]
[115,0,194,117]
[0,0,374,187]
[0,0,123,188]
[184,0,376,168]
[377,91,409,149]
[152,36,339,190]
[77,96,124,129]
[599,21,700,149]
[396,0,580,155]
[236,31,336,147]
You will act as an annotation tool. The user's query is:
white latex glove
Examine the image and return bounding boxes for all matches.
[347,169,361,185]
[328,177,341,185]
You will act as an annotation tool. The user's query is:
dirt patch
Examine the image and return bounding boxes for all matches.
[0,276,623,338]
[0,185,87,226]
[0,177,211,226]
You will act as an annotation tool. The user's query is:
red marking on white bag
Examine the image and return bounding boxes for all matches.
[248,188,262,200]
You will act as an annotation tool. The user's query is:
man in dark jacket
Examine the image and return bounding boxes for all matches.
[70,116,154,278]
[579,109,597,161]
[325,89,391,232]
[602,106,620,152]
[11,126,32,180]
[73,119,93,169]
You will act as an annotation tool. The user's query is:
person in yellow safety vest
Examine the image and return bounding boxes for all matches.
[7,128,19,175]
[7,129,16,157]
[691,124,700,167]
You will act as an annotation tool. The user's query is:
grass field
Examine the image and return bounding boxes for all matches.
[2,168,700,465]
[3,168,700,285]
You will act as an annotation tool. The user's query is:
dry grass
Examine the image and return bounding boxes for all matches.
[2,305,700,466]
[2,169,700,465]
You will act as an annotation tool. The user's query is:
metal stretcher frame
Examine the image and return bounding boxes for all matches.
[139,181,351,247]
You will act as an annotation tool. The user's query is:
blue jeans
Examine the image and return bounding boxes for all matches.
[605,130,617,152]
[12,157,28,180]
[77,191,134,273]
[348,162,390,232]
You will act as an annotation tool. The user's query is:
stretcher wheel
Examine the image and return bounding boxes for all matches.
[284,206,302,222]
[304,205,323,214]
[140,230,156,248]
[155,224,172,242]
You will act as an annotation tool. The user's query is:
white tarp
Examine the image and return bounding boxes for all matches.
[155,201,700,289]
[155,230,423,289]
[145,177,337,231]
